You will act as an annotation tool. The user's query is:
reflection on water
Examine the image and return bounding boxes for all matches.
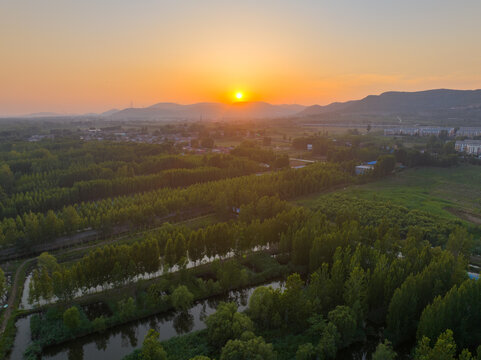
[10,279,412,360]
[38,281,282,360]
[20,247,271,310]
[9,316,32,360]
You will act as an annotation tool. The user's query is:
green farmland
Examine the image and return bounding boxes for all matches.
[298,165,481,224]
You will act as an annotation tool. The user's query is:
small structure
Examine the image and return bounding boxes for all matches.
[468,272,480,280]
[355,165,374,175]
[456,127,481,138]
[355,160,377,175]
[384,127,455,137]
[455,140,481,156]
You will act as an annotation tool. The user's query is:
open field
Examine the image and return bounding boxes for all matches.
[297,165,481,224]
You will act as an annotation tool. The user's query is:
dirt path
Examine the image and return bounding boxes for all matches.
[446,207,481,225]
[0,258,33,334]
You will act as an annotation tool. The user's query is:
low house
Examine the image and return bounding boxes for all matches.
[456,127,481,138]
[355,160,377,175]
[455,140,481,156]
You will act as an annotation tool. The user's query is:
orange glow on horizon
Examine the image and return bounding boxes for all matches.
[2,1,481,115]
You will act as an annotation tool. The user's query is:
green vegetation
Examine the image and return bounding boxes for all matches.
[121,191,475,360]
[1,131,480,360]
[307,165,481,222]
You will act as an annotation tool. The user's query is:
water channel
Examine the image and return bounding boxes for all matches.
[10,280,283,360]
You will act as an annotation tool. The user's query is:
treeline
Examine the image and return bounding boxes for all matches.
[0,140,175,176]
[25,253,288,360]
[27,198,307,304]
[24,192,477,359]
[0,162,350,248]
[291,133,459,168]
[417,278,481,351]
[2,159,260,218]
[231,141,290,169]
[8,153,257,196]
[127,218,469,360]
[11,155,203,194]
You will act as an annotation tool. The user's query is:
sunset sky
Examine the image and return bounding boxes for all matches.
[1,0,481,115]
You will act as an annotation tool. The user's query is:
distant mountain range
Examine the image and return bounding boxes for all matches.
[107,102,306,120]
[10,89,481,122]
[298,89,481,117]
[108,89,481,121]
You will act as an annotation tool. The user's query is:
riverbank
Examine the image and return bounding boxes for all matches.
[13,253,290,359]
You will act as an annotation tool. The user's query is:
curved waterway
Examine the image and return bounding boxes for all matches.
[10,280,283,360]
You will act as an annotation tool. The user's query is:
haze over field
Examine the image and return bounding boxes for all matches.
[1,0,481,115]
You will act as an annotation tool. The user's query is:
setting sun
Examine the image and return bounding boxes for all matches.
[235,92,243,100]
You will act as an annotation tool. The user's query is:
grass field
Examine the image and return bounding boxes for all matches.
[297,165,481,224]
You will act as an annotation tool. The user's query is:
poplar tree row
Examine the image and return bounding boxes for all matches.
[0,162,350,248]
[28,202,308,304]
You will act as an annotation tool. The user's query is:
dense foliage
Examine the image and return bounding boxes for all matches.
[0,161,350,248]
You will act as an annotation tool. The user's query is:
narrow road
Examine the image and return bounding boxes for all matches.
[0,258,33,334]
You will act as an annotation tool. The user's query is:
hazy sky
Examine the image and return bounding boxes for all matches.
[1,0,481,115]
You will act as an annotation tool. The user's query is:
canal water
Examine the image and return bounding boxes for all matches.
[10,280,283,360]
[20,246,271,310]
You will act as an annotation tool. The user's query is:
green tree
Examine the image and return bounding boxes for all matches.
[316,322,339,359]
[174,234,187,263]
[296,343,315,360]
[63,306,81,331]
[248,286,281,329]
[171,285,194,311]
[37,252,59,273]
[164,238,176,267]
[220,332,276,360]
[92,316,107,333]
[140,329,167,360]
[372,340,397,360]
[39,267,54,301]
[374,155,396,177]
[281,273,310,330]
[205,302,254,347]
[328,306,357,347]
[446,226,473,258]
[0,164,14,193]
[118,297,136,319]
[414,330,456,360]
[344,266,367,322]
[62,205,81,233]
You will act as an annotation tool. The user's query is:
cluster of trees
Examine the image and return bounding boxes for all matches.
[27,200,307,304]
[26,251,285,359]
[13,154,201,194]
[414,330,481,360]
[0,140,174,176]
[417,278,481,351]
[292,135,331,156]
[25,189,478,360]
[312,193,461,246]
[1,154,261,218]
[394,144,458,168]
[231,141,289,169]
[0,162,350,248]
[2,163,260,218]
